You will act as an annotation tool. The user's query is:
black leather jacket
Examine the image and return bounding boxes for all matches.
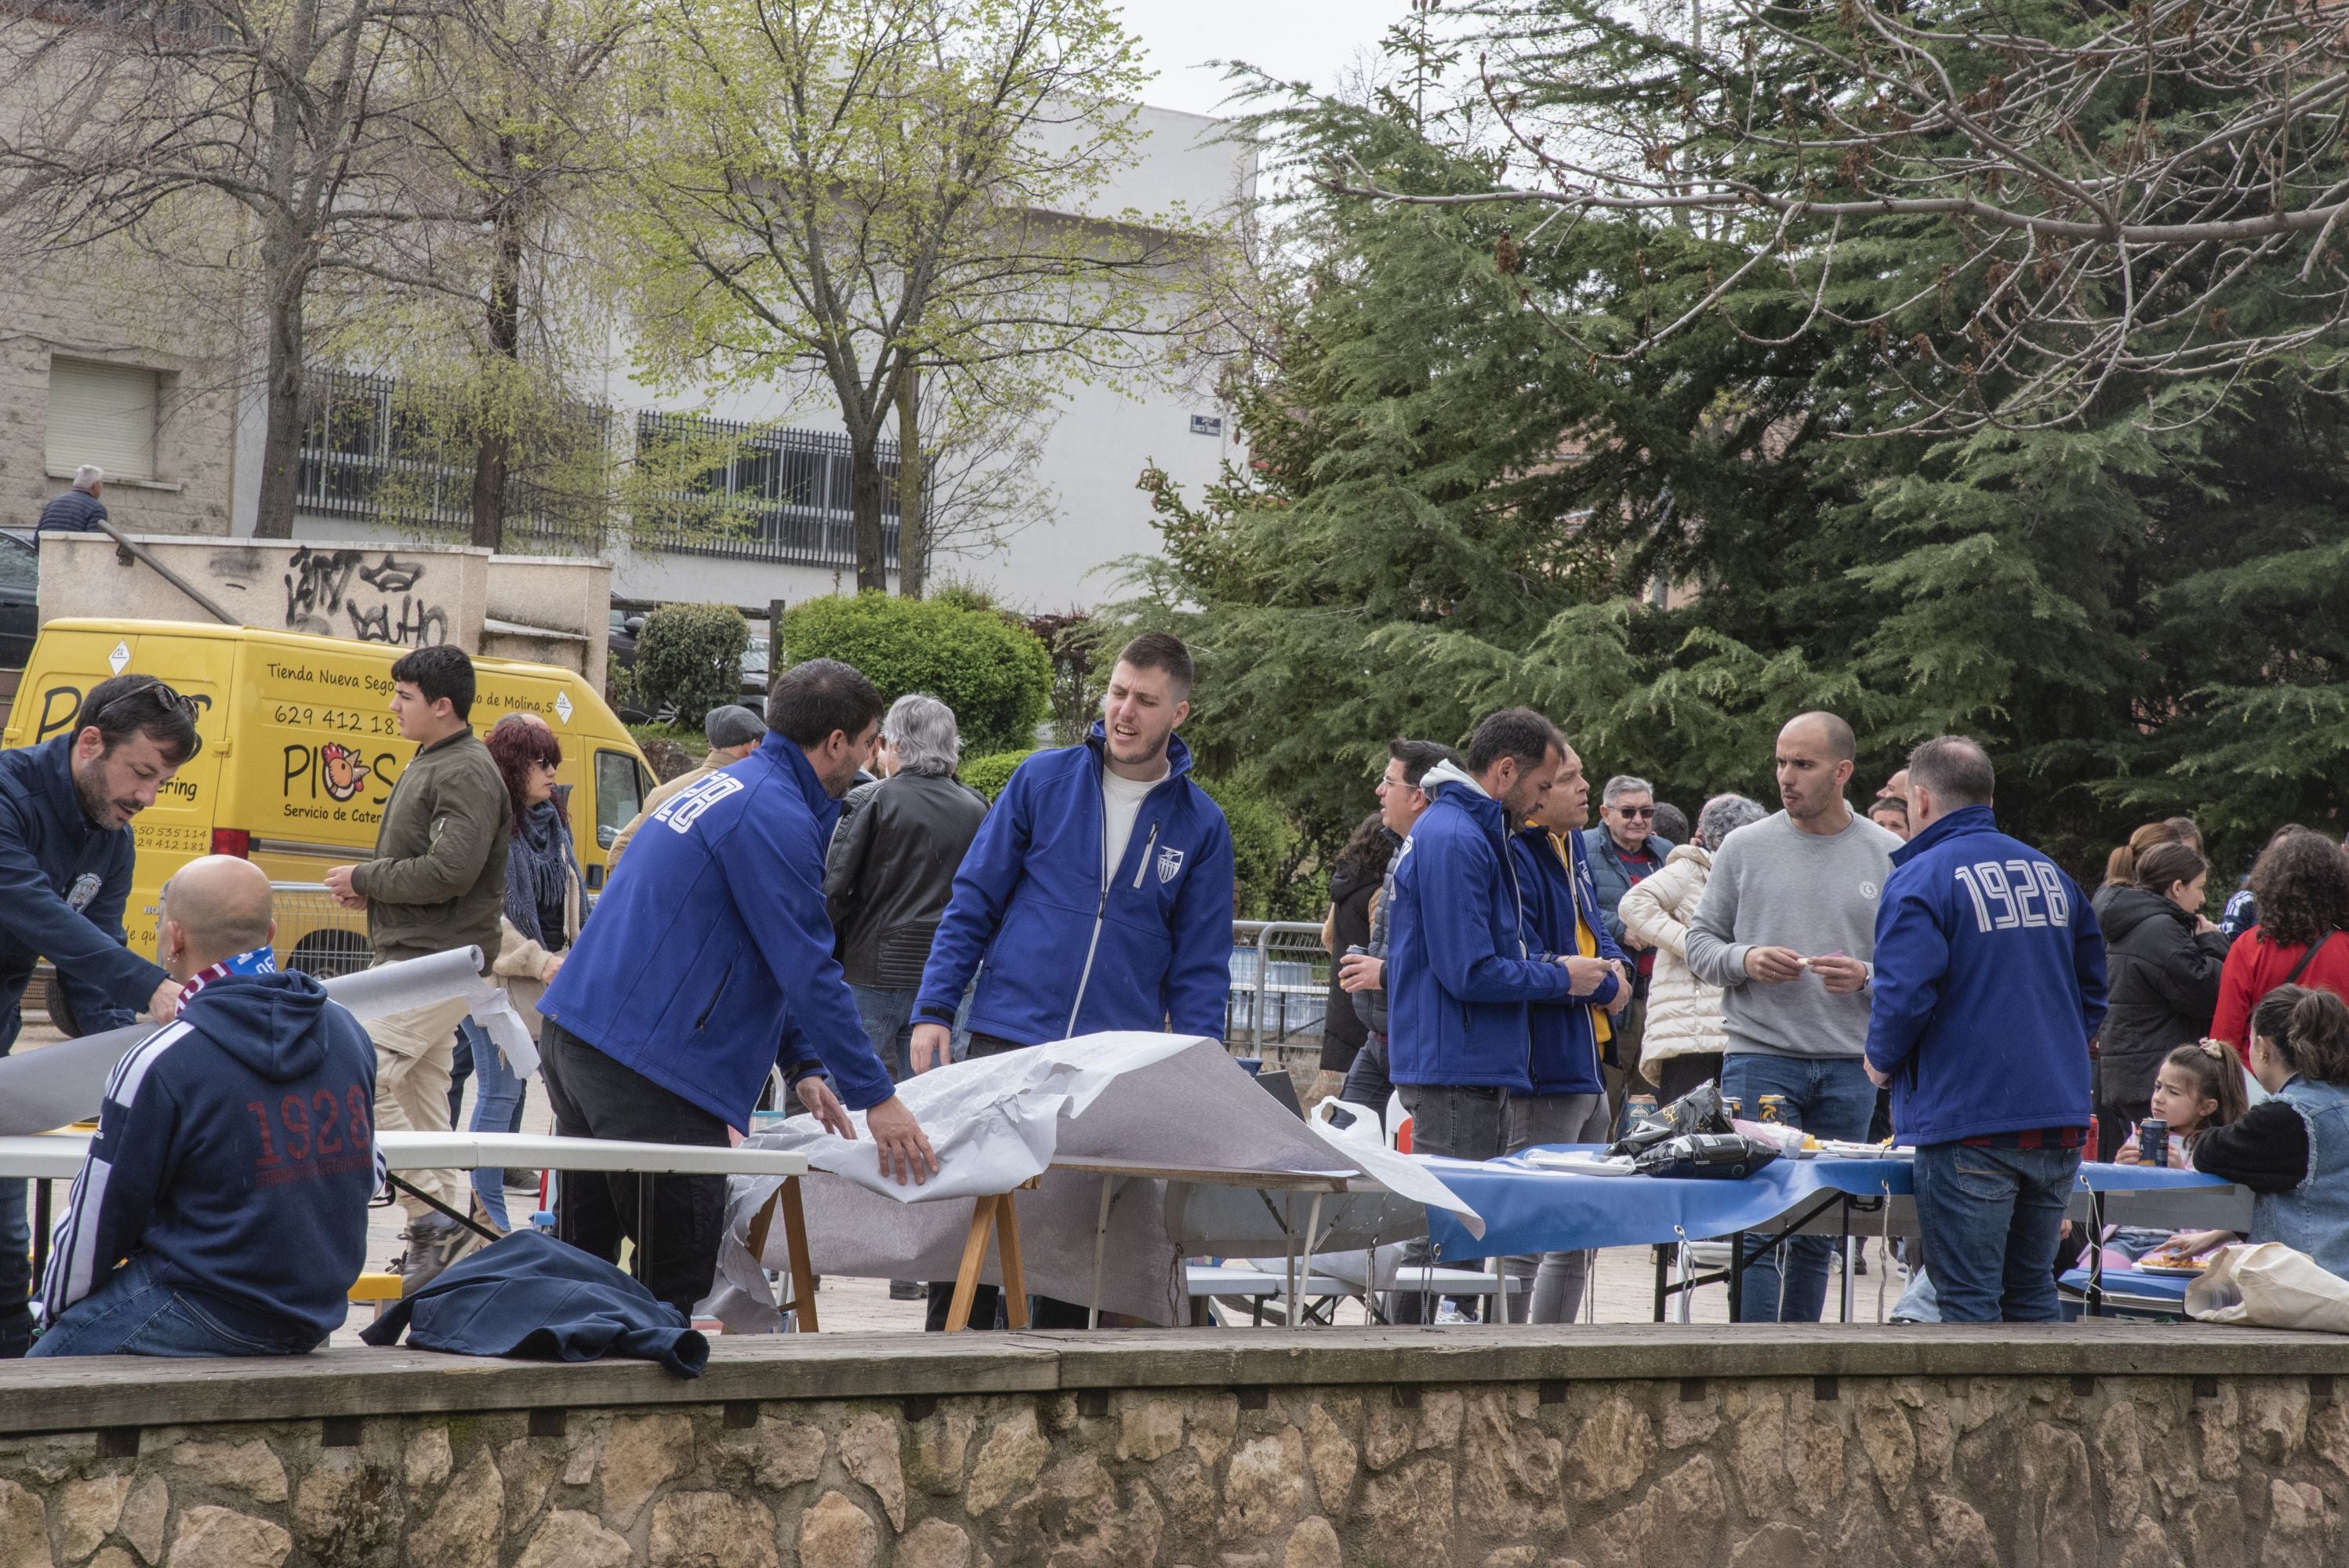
[823,771,989,989]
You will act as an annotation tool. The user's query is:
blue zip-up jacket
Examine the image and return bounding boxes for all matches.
[42,965,382,1345]
[1387,768,1579,1091]
[0,735,165,1046]
[914,725,1234,1045]
[1864,805,2108,1145]
[540,731,895,1124]
[1512,826,1626,1097]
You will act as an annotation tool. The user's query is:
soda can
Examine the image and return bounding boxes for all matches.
[1626,1095,1660,1123]
[1758,1094,1788,1124]
[1721,1097,1743,1120]
[2140,1119,2169,1168]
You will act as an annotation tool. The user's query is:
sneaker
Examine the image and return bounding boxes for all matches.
[504,1169,539,1192]
[399,1218,479,1297]
[889,1280,924,1301]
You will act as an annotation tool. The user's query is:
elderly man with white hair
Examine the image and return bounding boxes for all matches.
[37,466,111,535]
[823,694,989,1084]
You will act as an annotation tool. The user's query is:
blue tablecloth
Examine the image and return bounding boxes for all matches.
[1421,1147,2232,1262]
[2060,1265,2194,1305]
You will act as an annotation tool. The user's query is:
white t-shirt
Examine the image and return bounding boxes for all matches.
[1101,766,1167,882]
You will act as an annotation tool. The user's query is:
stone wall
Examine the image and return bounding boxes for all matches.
[2,1329,2347,1567]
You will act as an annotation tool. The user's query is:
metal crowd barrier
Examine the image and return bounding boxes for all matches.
[1228,920,1333,1051]
[269,880,373,980]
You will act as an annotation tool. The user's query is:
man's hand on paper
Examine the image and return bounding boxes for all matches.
[149,978,183,1021]
[1745,946,1806,983]
[1809,953,1869,995]
[322,866,367,910]
[866,1096,939,1186]
[909,1022,953,1074]
[793,1074,855,1139]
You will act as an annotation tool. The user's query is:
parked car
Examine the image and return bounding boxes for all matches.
[0,530,38,669]
[742,632,770,699]
[608,608,644,670]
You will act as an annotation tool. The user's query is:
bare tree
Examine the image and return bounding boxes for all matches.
[1329,0,2349,430]
[0,0,452,535]
[619,0,1213,592]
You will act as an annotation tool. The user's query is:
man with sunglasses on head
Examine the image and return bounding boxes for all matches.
[1583,775,1674,1124]
[0,674,201,1355]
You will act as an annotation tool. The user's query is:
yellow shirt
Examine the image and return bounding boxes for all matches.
[1553,831,1612,1047]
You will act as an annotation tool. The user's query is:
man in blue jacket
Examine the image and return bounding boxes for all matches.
[538,659,935,1319]
[1385,706,1584,1323]
[0,673,198,1356]
[1505,735,1632,1323]
[35,856,381,1356]
[1864,736,2108,1323]
[908,632,1233,1330]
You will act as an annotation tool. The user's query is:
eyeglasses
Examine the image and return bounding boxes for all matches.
[1616,805,1657,819]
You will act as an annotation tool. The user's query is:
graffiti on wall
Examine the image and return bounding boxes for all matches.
[283,547,449,646]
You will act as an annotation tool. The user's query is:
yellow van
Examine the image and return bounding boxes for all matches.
[2,619,655,982]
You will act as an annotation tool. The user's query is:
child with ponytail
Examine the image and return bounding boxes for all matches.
[2161,985,2349,1276]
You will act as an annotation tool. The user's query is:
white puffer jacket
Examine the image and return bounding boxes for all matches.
[1616,841,1728,1074]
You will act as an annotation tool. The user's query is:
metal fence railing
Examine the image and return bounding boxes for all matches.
[1228,920,1332,1051]
[270,882,373,980]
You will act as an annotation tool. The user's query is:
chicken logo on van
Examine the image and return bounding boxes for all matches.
[319,743,372,802]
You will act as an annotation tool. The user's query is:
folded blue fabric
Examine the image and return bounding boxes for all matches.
[360,1229,710,1377]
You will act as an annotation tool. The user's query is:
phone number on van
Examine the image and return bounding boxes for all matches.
[272,704,401,736]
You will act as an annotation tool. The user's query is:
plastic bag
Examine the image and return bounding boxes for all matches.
[2185,1243,2349,1334]
[1632,1133,1781,1181]
[1608,1081,1733,1157]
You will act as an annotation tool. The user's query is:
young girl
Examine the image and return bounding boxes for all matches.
[2163,985,2349,1275]
[2086,1041,2246,1271]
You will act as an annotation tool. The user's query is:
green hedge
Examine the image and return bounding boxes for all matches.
[783,592,1049,756]
[955,747,1295,917]
[961,749,1033,800]
[634,603,749,730]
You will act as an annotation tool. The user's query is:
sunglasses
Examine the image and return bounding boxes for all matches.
[1615,804,1657,818]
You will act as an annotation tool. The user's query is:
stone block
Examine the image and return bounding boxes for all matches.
[968,1408,1051,1516]
[1283,1516,1342,1568]
[1727,1522,1826,1568]
[1567,1395,1655,1504]
[2096,1403,2150,1534]
[799,1490,879,1568]
[57,1472,130,1561]
[907,1406,976,1494]
[2014,1421,2095,1568]
[757,1417,829,1491]
[292,1453,401,1563]
[1305,1403,1358,1514]
[1921,1494,2000,1568]
[1458,1389,1566,1540]
[1221,1429,1307,1538]
[840,1410,907,1530]
[118,1474,168,1565]
[168,1506,292,1568]
[1416,1389,1464,1450]
[499,1436,563,1536]
[1856,1388,1916,1501]
[603,1412,694,1530]
[1189,1392,1239,1468]
[897,1519,973,1568]
[1358,1455,1455,1563]
[168,1438,289,1504]
[411,1449,504,1568]
[649,1490,779,1568]
[0,1479,45,1568]
[2259,1479,2328,1568]
[1149,1448,1220,1548]
[2246,1383,2310,1464]
[404,1425,453,1493]
[1119,1397,1187,1465]
[514,1510,634,1568]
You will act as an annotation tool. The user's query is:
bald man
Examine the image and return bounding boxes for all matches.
[1685,712,1904,1323]
[33,858,383,1357]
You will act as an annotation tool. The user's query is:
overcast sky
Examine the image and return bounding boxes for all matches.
[1116,1,1411,119]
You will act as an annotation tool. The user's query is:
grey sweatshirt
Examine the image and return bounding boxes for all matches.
[1684,807,1904,1058]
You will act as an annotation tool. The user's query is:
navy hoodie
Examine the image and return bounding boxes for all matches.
[914,724,1235,1045]
[42,968,382,1345]
[1864,805,2108,1145]
[0,735,167,1040]
[1386,766,1578,1092]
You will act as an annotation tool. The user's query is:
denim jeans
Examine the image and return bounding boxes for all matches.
[1388,1084,1511,1324]
[1720,1053,1877,1322]
[31,1252,320,1359]
[459,1018,532,1231]
[0,1005,30,1356]
[852,985,920,1082]
[1913,1142,2081,1323]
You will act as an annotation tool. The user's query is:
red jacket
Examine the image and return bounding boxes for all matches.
[2209,928,2349,1062]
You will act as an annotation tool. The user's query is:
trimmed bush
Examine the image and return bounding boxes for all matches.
[782,592,1049,756]
[634,603,750,731]
[1196,774,1296,920]
[961,749,1035,801]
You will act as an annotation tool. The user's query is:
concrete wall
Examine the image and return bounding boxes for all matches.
[36,533,610,684]
[0,253,244,537]
[0,1327,2344,1566]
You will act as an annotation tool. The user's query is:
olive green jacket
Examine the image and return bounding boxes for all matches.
[351,728,512,969]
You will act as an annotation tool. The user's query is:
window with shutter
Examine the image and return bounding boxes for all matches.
[45,358,159,481]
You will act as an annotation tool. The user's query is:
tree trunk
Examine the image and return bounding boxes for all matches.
[848,425,888,592]
[470,151,525,550]
[250,270,308,540]
[895,365,924,597]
